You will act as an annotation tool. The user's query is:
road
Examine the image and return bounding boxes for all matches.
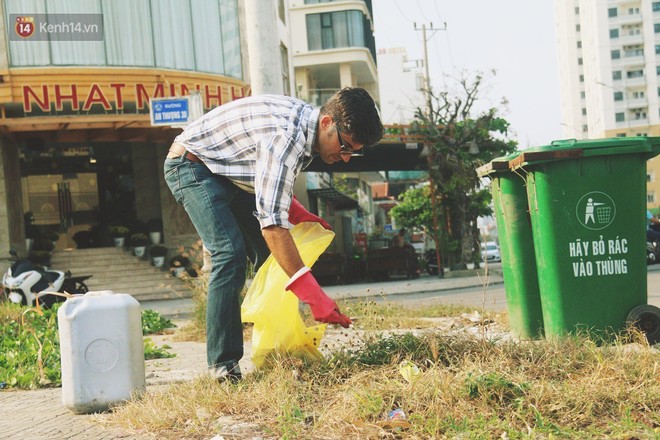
[377,263,660,312]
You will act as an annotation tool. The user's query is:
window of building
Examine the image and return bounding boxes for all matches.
[582,125,588,132]
[578,57,583,65]
[280,44,290,95]
[581,91,586,99]
[613,70,622,80]
[306,10,373,58]
[629,7,640,14]
[577,41,582,48]
[649,171,655,182]
[648,192,656,204]
[627,69,644,78]
[610,29,619,38]
[614,91,624,101]
[579,74,584,82]
[656,45,660,54]
[608,7,617,17]
[582,108,587,115]
[615,112,625,122]
[611,50,621,59]
[5,0,243,79]
[616,133,626,137]
[634,111,647,119]
[655,23,660,33]
[575,6,579,14]
[576,24,581,32]
[654,1,660,12]
[633,91,645,98]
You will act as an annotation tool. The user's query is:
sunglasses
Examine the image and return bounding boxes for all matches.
[336,125,364,157]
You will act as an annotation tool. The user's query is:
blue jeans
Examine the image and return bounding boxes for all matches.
[164,154,270,370]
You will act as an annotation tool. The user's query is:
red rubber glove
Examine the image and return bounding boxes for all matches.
[285,267,351,328]
[289,197,332,230]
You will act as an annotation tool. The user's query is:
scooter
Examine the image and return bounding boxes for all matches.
[424,249,445,277]
[2,250,92,308]
[648,241,659,265]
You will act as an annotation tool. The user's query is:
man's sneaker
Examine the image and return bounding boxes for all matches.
[211,363,242,384]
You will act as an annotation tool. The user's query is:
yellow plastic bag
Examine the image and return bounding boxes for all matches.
[241,222,334,368]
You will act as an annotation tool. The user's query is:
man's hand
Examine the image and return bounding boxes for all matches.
[289,197,332,230]
[285,267,351,328]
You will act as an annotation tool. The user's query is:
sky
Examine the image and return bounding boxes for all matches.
[372,0,563,149]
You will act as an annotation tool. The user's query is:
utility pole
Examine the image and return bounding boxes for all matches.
[414,22,446,277]
[414,22,446,118]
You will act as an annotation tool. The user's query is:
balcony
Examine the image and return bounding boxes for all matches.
[624,75,646,87]
[610,12,643,26]
[293,46,378,88]
[621,53,645,67]
[619,33,644,45]
[626,97,648,108]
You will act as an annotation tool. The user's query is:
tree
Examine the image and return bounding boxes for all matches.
[410,71,517,269]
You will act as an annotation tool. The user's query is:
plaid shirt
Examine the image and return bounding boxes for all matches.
[174,95,319,229]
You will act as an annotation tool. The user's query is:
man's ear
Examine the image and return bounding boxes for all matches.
[319,114,333,131]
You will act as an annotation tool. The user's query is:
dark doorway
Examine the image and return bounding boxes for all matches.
[19,144,135,249]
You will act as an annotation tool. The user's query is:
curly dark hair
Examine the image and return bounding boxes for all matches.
[320,87,383,147]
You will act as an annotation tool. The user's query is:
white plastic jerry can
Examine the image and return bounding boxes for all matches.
[57,291,146,414]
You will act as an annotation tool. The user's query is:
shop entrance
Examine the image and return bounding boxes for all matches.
[23,172,99,249]
[20,145,136,249]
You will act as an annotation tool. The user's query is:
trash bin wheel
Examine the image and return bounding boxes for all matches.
[626,304,660,345]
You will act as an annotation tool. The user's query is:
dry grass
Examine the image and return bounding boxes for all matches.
[125,260,658,438]
[102,318,660,439]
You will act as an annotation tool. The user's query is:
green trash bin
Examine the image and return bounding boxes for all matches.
[478,155,544,339]
[510,137,660,342]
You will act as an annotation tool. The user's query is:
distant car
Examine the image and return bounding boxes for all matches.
[481,242,501,262]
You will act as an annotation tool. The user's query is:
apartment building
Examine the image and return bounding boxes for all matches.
[289,0,386,253]
[555,0,660,210]
[289,0,379,105]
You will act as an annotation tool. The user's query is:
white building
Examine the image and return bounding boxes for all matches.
[289,0,379,105]
[376,47,425,125]
[554,0,660,209]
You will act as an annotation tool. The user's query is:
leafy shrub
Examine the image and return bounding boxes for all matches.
[0,303,62,388]
[141,309,176,335]
[149,245,168,258]
[130,233,150,247]
[109,225,129,237]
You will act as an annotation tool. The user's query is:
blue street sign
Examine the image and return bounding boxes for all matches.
[150,97,189,126]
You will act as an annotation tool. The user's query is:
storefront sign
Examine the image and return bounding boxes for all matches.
[21,81,248,115]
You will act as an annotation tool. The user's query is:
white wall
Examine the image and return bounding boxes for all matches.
[377,47,424,124]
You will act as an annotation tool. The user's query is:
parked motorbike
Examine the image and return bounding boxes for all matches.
[424,249,444,277]
[648,241,659,265]
[2,250,91,308]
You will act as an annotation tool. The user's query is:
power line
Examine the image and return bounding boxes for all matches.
[394,0,414,24]
[414,22,447,116]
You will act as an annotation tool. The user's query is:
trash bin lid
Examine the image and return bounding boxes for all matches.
[476,152,520,177]
[510,137,660,169]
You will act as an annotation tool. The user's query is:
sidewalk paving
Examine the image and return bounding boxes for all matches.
[3,266,659,440]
